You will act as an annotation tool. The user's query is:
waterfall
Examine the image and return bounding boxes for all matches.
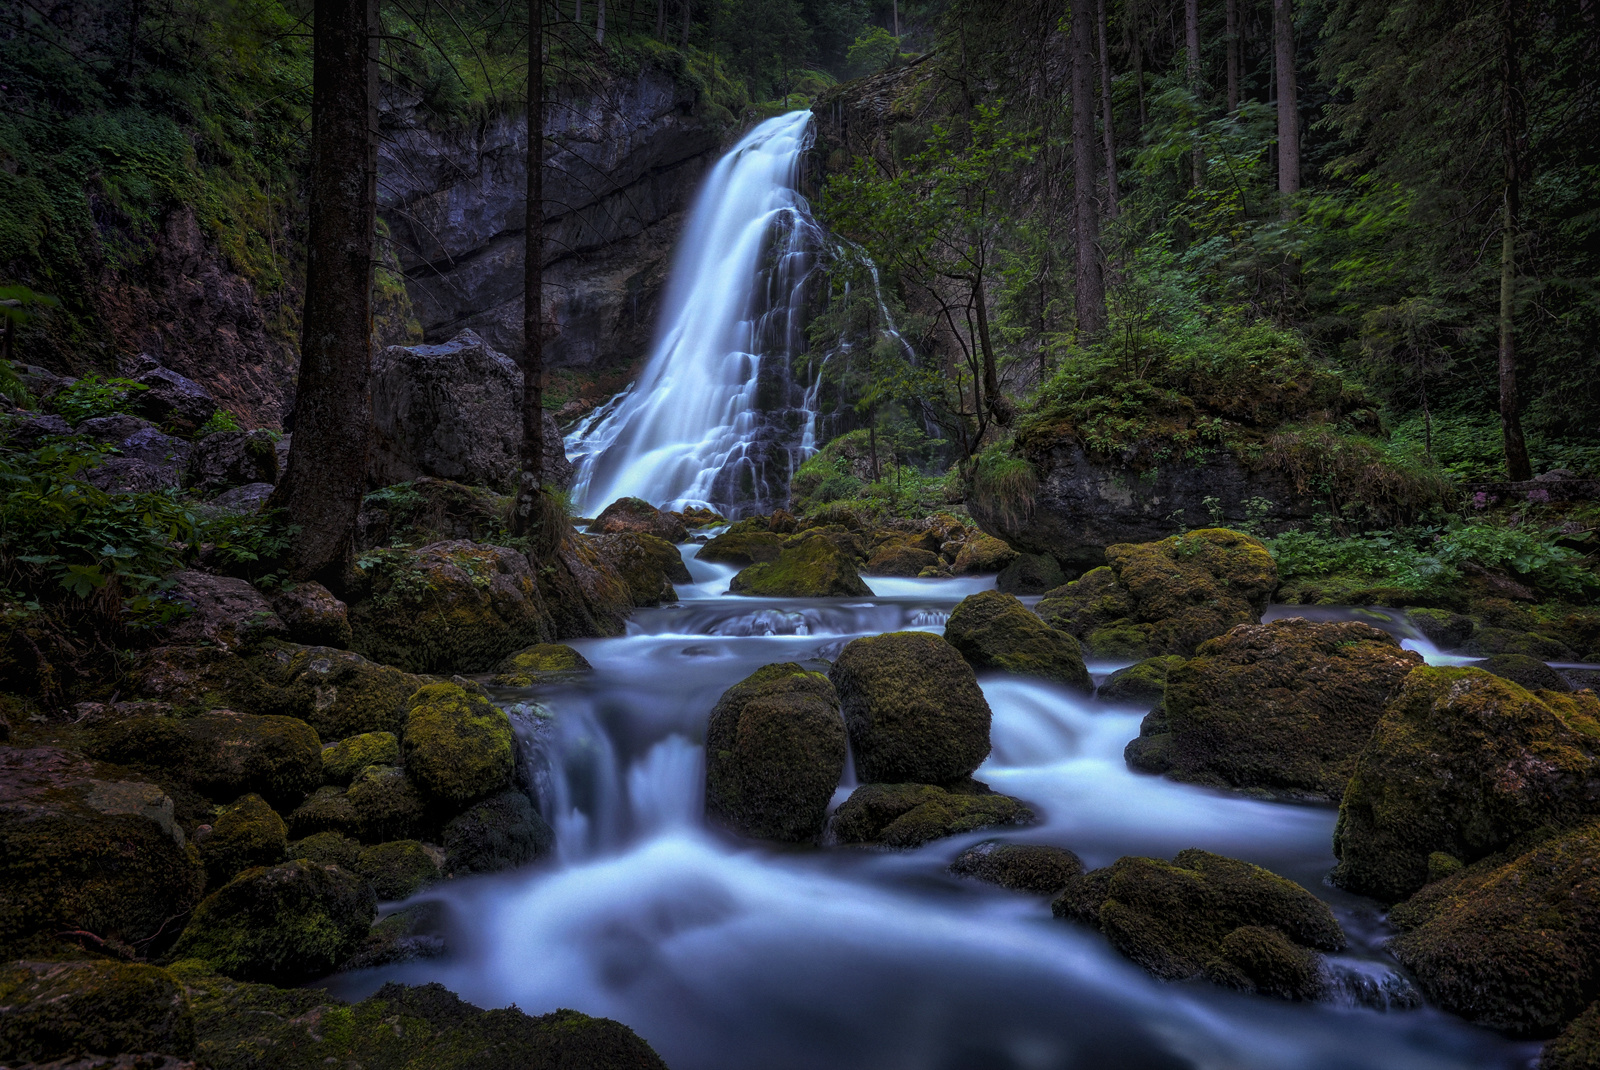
[565,110,821,518]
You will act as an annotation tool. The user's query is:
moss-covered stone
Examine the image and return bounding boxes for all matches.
[1333,667,1600,902]
[830,781,1034,847]
[0,960,195,1064]
[1036,566,1136,636]
[943,590,1091,690]
[178,711,322,812]
[252,644,428,740]
[588,532,691,606]
[704,663,846,842]
[441,790,553,876]
[169,860,376,984]
[1130,619,1422,800]
[1051,849,1344,994]
[201,794,287,888]
[355,840,441,900]
[289,765,429,844]
[402,683,514,808]
[949,840,1083,894]
[343,901,447,971]
[996,552,1065,594]
[861,542,941,577]
[1467,628,1579,660]
[1098,656,1185,706]
[729,536,872,597]
[491,642,594,687]
[1482,653,1571,693]
[591,496,688,542]
[270,581,352,649]
[698,529,786,566]
[285,830,361,870]
[829,631,993,784]
[1202,925,1325,1001]
[951,532,1017,574]
[1544,1000,1600,1070]
[1408,608,1476,649]
[1389,822,1600,1035]
[321,731,400,785]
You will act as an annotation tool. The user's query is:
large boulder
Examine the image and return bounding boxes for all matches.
[185,429,279,494]
[697,528,785,566]
[180,711,323,811]
[369,330,572,491]
[1098,655,1185,706]
[1546,1001,1600,1069]
[704,663,847,842]
[951,532,1017,575]
[169,859,376,983]
[591,497,688,542]
[1333,668,1600,903]
[861,542,940,577]
[0,960,196,1064]
[1036,529,1278,658]
[996,552,1065,595]
[587,532,690,606]
[944,590,1091,690]
[1053,848,1344,1000]
[1389,822,1600,1036]
[252,643,428,740]
[441,789,553,876]
[401,683,515,808]
[289,765,429,843]
[492,642,593,687]
[163,571,287,652]
[270,582,352,649]
[347,541,554,673]
[354,840,441,900]
[321,731,400,785]
[130,364,218,434]
[829,631,992,784]
[730,535,872,597]
[950,840,1084,894]
[1126,619,1422,799]
[829,781,1033,848]
[199,793,288,888]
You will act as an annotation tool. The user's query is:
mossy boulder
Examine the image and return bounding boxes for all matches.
[697,529,785,566]
[347,540,555,674]
[996,552,1065,595]
[1052,848,1343,999]
[441,790,553,875]
[270,581,352,649]
[539,536,633,640]
[254,643,428,740]
[169,859,376,984]
[1389,822,1600,1036]
[181,711,323,811]
[588,531,691,606]
[322,731,400,785]
[1098,656,1185,706]
[491,642,593,687]
[163,570,287,652]
[1482,653,1571,693]
[0,747,205,960]
[704,663,846,842]
[729,535,872,597]
[951,532,1018,574]
[949,840,1083,894]
[591,496,688,542]
[1408,608,1476,649]
[1333,668,1600,902]
[1545,1001,1600,1070]
[829,631,993,784]
[402,683,515,808]
[289,765,429,844]
[1127,619,1422,800]
[286,830,362,870]
[0,960,195,1064]
[861,542,941,577]
[201,794,287,888]
[944,590,1091,690]
[355,840,441,900]
[830,781,1034,848]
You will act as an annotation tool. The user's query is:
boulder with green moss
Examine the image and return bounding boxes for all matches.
[402,683,515,808]
[169,859,376,984]
[589,532,692,606]
[730,535,872,597]
[441,789,553,875]
[1408,608,1476,649]
[253,644,428,739]
[944,590,1091,690]
[1052,848,1343,1000]
[1098,655,1185,706]
[321,731,400,785]
[181,711,323,811]
[950,840,1083,894]
[541,535,634,638]
[1333,668,1600,902]
[285,830,362,870]
[1127,619,1422,799]
[705,663,846,842]
[861,541,940,577]
[0,746,205,960]
[200,794,287,888]
[1545,1001,1600,1069]
[591,496,688,542]
[289,765,429,844]
[491,642,594,687]
[1388,822,1600,1035]
[830,781,1034,847]
[951,532,1018,574]
[829,631,993,784]
[355,840,441,900]
[1482,652,1571,693]
[0,960,196,1064]
[347,540,555,674]
[996,552,1065,595]
[270,581,352,649]
[697,528,786,566]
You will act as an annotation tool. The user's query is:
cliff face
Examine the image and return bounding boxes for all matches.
[379,67,721,380]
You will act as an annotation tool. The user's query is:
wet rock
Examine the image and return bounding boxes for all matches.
[830,781,1034,848]
[491,642,593,687]
[169,859,375,983]
[1467,628,1578,660]
[1545,1000,1600,1069]
[1407,608,1476,650]
[730,536,872,597]
[587,531,689,606]
[951,532,1017,575]
[591,497,688,542]
[342,901,447,970]
[354,840,440,900]
[1128,619,1422,800]
[253,643,427,740]
[199,794,287,888]
[185,430,278,494]
[944,590,1091,690]
[996,552,1065,595]
[1481,652,1571,693]
[829,631,992,784]
[538,536,633,639]
[163,572,286,652]
[270,582,352,649]
[401,683,515,808]
[697,529,785,566]
[1390,822,1600,1035]
[441,789,553,875]
[347,540,554,674]
[861,542,940,577]
[321,732,400,785]
[705,663,846,842]
[1053,849,1344,998]
[1334,668,1600,902]
[0,960,196,1064]
[130,365,218,434]
[950,841,1083,894]
[181,711,322,811]
[285,830,362,870]
[1098,655,1185,706]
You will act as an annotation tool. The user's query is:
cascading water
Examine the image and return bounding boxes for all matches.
[565,111,822,518]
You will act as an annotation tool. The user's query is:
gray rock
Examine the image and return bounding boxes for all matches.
[164,570,287,651]
[130,364,218,433]
[187,429,278,494]
[84,457,181,494]
[272,581,353,649]
[201,481,274,516]
[8,413,72,447]
[117,427,191,468]
[75,413,156,444]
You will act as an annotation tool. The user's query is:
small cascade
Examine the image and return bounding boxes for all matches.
[565,111,822,518]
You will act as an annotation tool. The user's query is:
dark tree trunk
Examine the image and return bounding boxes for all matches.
[1186,0,1203,185]
[1096,0,1118,217]
[1071,0,1107,336]
[596,0,605,42]
[1273,0,1299,207]
[1129,0,1146,128]
[273,0,378,586]
[1498,0,1532,481]
[515,0,548,534]
[974,273,1000,411]
[656,0,665,40]
[1226,0,1239,111]
[680,0,691,46]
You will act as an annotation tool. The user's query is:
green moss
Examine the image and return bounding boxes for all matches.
[181,711,323,811]
[322,731,400,785]
[1481,653,1572,693]
[949,840,1084,894]
[402,683,515,808]
[1098,656,1186,706]
[201,793,288,888]
[441,790,553,876]
[587,531,690,606]
[355,840,440,900]
[491,643,594,687]
[285,830,361,870]
[288,765,429,844]
[1544,1000,1600,1070]
[951,532,1018,574]
[698,530,786,566]
[943,590,1091,690]
[704,663,846,842]
[729,535,873,597]
[1203,925,1325,1001]
[0,960,195,1064]
[830,782,1034,847]
[1036,567,1137,642]
[861,541,941,577]
[255,644,427,740]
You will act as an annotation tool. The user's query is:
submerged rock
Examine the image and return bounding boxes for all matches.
[830,781,1034,848]
[492,642,594,687]
[0,960,196,1065]
[591,496,689,542]
[943,590,1091,690]
[950,840,1083,894]
[729,535,872,597]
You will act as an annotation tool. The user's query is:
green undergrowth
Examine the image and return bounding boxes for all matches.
[790,429,961,520]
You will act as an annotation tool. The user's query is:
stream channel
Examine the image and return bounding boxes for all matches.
[324,546,1541,1070]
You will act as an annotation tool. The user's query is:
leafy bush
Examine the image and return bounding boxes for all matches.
[50,376,146,425]
[195,409,243,437]
[966,447,1037,529]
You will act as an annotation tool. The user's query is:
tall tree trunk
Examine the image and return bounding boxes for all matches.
[1273,0,1299,209]
[516,0,547,534]
[274,0,378,586]
[974,273,999,413]
[1096,0,1118,216]
[1071,0,1107,336]
[893,0,899,37]
[680,0,690,46]
[1185,0,1202,185]
[1497,0,1532,481]
[574,0,581,24]
[1226,0,1239,111]
[655,0,665,40]
[596,0,605,42]
[1130,0,1145,128]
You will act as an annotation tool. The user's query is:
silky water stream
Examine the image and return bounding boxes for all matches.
[323,548,1540,1070]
